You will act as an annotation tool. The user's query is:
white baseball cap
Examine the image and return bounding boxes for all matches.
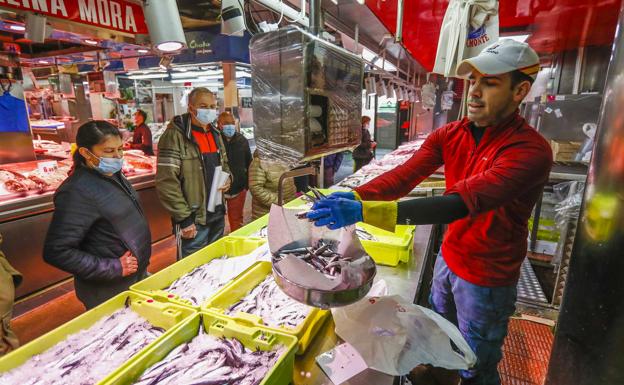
[456,39,540,80]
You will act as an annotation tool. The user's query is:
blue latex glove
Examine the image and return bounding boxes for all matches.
[327,191,356,200]
[306,198,363,230]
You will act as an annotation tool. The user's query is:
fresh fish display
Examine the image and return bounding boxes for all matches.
[133,328,285,385]
[165,256,256,306]
[356,227,377,241]
[0,308,164,385]
[228,275,311,329]
[251,226,268,238]
[274,240,349,278]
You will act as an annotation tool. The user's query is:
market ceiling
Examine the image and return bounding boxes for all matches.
[366,0,623,72]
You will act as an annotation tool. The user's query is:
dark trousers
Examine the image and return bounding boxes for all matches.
[177,217,225,259]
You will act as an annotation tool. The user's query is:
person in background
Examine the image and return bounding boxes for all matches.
[323,152,344,187]
[218,112,252,232]
[248,151,297,219]
[156,88,231,259]
[0,234,22,355]
[130,109,154,155]
[44,121,151,310]
[352,116,375,171]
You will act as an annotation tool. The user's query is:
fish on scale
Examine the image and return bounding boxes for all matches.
[227,276,311,329]
[133,326,285,385]
[0,307,164,385]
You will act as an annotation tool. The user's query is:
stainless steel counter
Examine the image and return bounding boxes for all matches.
[293,225,435,385]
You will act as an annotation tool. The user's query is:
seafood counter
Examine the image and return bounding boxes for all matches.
[336,138,440,190]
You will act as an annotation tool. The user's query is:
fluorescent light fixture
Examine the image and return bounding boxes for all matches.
[236,71,251,78]
[156,41,184,52]
[9,24,25,31]
[504,34,530,43]
[128,73,168,80]
[361,47,397,72]
[331,0,338,3]
[38,60,50,64]
[137,48,150,54]
[357,0,365,4]
[84,39,98,45]
[171,70,222,79]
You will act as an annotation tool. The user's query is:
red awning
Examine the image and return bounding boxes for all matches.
[365,0,623,71]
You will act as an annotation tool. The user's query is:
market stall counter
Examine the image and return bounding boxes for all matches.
[292,224,435,384]
[0,154,172,299]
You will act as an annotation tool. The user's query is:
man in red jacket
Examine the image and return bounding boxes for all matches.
[308,40,553,385]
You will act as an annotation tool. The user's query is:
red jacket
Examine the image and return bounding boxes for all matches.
[355,113,553,287]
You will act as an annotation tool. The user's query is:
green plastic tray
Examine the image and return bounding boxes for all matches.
[203,261,330,354]
[101,312,298,385]
[129,236,266,309]
[0,291,195,384]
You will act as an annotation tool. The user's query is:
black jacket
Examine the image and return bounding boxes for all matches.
[353,127,374,160]
[43,167,151,308]
[131,123,154,155]
[221,132,252,196]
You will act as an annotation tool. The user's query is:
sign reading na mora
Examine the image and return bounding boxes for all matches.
[0,0,148,34]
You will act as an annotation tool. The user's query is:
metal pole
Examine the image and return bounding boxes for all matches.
[354,24,359,53]
[545,2,624,384]
[395,0,404,43]
[310,0,322,36]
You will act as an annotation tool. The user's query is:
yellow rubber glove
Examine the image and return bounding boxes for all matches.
[361,201,398,233]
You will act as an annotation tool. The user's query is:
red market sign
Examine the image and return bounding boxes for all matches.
[0,0,148,34]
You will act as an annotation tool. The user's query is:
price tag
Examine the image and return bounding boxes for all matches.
[38,161,59,175]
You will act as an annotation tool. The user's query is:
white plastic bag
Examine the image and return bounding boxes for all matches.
[434,0,499,77]
[332,295,477,376]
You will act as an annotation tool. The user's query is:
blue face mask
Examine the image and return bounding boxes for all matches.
[195,108,217,126]
[88,150,123,174]
[222,124,236,137]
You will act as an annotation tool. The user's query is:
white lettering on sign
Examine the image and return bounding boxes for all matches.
[110,0,121,29]
[32,0,48,11]
[51,0,68,17]
[0,0,140,33]
[78,0,97,22]
[124,4,136,32]
[96,0,110,26]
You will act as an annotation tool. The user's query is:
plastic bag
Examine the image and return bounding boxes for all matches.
[552,181,586,265]
[332,295,477,375]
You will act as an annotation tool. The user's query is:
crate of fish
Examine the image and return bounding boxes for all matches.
[130,236,268,310]
[101,312,298,385]
[357,222,416,266]
[203,261,330,354]
[0,291,195,385]
[229,214,269,238]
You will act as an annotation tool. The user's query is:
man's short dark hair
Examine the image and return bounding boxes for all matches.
[135,109,147,122]
[510,70,535,89]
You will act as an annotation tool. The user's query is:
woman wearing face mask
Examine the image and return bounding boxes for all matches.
[43,121,151,309]
[352,116,376,172]
[218,112,252,232]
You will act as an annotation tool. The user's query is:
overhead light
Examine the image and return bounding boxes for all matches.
[9,24,25,32]
[156,41,184,52]
[170,78,222,84]
[144,0,187,53]
[159,55,174,70]
[356,0,365,4]
[84,39,98,45]
[137,48,150,54]
[331,0,338,4]
[171,70,222,78]
[128,73,168,80]
[38,60,50,64]
[504,34,530,43]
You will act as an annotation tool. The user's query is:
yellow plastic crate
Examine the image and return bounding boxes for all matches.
[203,261,330,354]
[0,292,195,384]
[130,236,266,309]
[101,312,298,385]
[229,214,269,238]
[358,222,416,266]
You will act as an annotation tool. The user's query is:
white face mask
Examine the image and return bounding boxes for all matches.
[194,108,217,126]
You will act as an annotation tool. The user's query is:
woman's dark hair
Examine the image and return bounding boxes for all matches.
[135,109,147,122]
[72,120,122,169]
